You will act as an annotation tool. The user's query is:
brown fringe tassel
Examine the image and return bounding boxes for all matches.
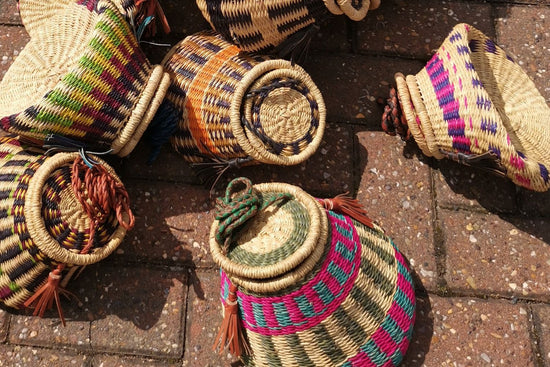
[319,193,374,229]
[212,284,251,358]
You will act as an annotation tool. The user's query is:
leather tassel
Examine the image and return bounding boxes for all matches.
[23,265,72,327]
[135,0,171,36]
[319,193,374,229]
[212,284,251,358]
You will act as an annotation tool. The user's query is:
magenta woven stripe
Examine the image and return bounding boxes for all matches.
[221,211,362,336]
[426,52,471,153]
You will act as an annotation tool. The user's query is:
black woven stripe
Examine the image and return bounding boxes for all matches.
[26,267,50,293]
[257,335,283,366]
[1,159,28,167]
[7,257,35,282]
[359,253,395,296]
[0,173,18,182]
[282,333,314,366]
[0,227,12,241]
[332,306,367,348]
[0,245,20,263]
[0,190,11,200]
[349,279,386,326]
[0,209,7,219]
[315,323,344,364]
[232,32,264,49]
[206,2,252,42]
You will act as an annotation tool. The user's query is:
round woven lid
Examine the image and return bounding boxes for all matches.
[231,60,326,166]
[25,152,129,266]
[210,181,328,292]
[0,0,169,157]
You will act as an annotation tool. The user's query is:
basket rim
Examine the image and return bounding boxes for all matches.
[209,182,326,282]
[25,152,128,266]
[229,60,326,166]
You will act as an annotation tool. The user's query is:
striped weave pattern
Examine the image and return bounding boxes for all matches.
[0,0,168,156]
[395,23,550,191]
[195,0,330,52]
[0,136,123,309]
[220,211,415,366]
[164,31,326,166]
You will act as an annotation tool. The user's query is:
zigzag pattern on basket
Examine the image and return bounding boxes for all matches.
[196,0,329,52]
[220,211,415,366]
[1,1,148,149]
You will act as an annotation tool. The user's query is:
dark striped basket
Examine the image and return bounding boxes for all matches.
[163,31,326,167]
[0,136,133,323]
[195,0,381,53]
[0,0,170,157]
[209,178,416,366]
[382,23,550,192]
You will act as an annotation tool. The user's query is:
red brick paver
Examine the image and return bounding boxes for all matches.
[0,1,549,366]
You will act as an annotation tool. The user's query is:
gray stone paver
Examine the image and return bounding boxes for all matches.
[0,0,549,366]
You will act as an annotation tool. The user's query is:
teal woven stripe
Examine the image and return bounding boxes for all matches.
[334,239,355,263]
[295,294,317,317]
[327,261,348,286]
[396,263,415,320]
[333,306,367,347]
[273,301,293,327]
[46,90,83,113]
[252,302,267,328]
[313,280,334,305]
[334,221,354,241]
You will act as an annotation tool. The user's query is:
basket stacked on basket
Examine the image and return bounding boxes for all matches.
[209,177,416,366]
[381,23,550,192]
[0,136,134,324]
[162,31,326,172]
[0,0,171,157]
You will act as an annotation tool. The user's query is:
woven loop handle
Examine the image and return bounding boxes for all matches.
[215,178,291,253]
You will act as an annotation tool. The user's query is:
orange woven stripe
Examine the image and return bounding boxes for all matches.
[185,45,240,155]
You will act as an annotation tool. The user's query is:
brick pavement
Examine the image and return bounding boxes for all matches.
[1,0,550,366]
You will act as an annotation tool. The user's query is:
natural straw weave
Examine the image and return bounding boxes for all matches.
[210,178,416,366]
[0,0,170,157]
[163,31,326,166]
[0,136,129,310]
[195,0,380,53]
[390,23,550,191]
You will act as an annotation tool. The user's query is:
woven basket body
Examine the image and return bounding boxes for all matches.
[395,23,550,191]
[0,136,129,309]
[210,180,415,366]
[163,31,326,166]
[0,0,170,157]
[196,0,381,52]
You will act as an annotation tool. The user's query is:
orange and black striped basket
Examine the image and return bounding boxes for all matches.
[163,31,326,169]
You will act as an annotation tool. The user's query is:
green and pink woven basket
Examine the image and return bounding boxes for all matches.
[209,177,415,366]
[0,0,170,157]
[163,31,326,168]
[382,23,550,192]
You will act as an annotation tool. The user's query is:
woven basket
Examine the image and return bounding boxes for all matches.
[0,0,170,157]
[195,0,381,53]
[385,23,550,191]
[209,178,415,366]
[163,31,326,166]
[0,136,132,316]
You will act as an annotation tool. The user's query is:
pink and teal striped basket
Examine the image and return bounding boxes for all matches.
[209,178,416,366]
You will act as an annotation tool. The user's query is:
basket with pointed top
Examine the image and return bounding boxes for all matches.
[0,0,170,157]
[209,177,416,366]
[382,23,550,192]
[0,136,134,323]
